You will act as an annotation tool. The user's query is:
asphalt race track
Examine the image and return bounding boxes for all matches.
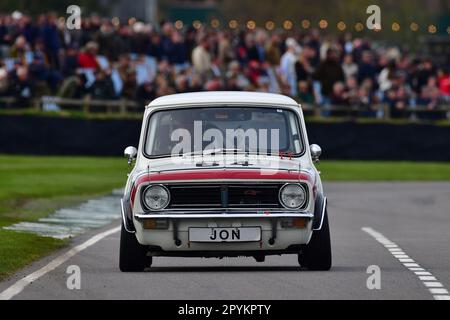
[1,182,449,300]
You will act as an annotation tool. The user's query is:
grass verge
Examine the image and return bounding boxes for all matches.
[318,161,450,181]
[0,155,128,281]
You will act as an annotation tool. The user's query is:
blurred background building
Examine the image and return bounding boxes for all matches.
[107,0,158,23]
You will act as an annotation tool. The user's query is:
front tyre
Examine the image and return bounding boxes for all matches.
[119,222,151,272]
[299,210,332,271]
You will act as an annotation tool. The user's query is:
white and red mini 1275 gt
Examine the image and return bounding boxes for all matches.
[120,92,331,271]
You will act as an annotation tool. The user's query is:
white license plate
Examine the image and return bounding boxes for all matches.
[189,227,261,243]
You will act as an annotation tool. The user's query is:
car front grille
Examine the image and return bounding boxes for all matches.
[167,184,282,209]
[228,185,280,207]
[168,185,222,208]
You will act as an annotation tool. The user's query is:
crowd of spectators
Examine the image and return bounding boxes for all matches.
[1,12,450,119]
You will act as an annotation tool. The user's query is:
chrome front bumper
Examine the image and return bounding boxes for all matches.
[121,198,313,231]
[122,198,315,251]
[135,212,314,220]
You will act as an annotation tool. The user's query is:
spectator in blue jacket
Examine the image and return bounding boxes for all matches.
[40,13,61,69]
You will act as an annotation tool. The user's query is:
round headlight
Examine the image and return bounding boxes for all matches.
[279,184,307,209]
[142,185,170,211]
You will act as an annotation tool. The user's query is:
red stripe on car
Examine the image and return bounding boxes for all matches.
[130,170,313,206]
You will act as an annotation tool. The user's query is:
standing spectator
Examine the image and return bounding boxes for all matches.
[359,78,376,113]
[147,32,162,59]
[116,54,132,82]
[0,61,9,96]
[342,53,358,80]
[265,34,281,67]
[280,38,300,96]
[191,35,212,76]
[167,31,188,70]
[245,33,258,62]
[412,59,435,94]
[265,34,282,93]
[155,74,175,97]
[378,60,396,93]
[121,69,137,99]
[226,60,249,90]
[9,36,29,64]
[417,76,441,110]
[217,32,233,67]
[58,72,88,99]
[246,60,263,86]
[40,13,61,68]
[189,73,204,92]
[20,16,39,47]
[358,51,377,84]
[295,51,314,83]
[297,81,314,104]
[184,27,197,63]
[95,21,122,61]
[346,76,360,106]
[306,29,321,67]
[89,69,116,99]
[130,22,149,55]
[330,82,349,105]
[385,75,413,118]
[248,30,267,63]
[438,68,450,102]
[160,22,175,59]
[204,76,223,91]
[28,54,51,95]
[77,41,99,69]
[235,32,251,64]
[314,49,345,100]
[61,45,79,77]
[10,66,33,107]
[175,74,190,93]
[135,81,156,105]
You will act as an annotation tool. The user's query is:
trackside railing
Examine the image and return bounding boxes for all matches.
[1,96,449,120]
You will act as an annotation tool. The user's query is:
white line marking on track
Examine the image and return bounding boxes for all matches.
[409,268,425,271]
[362,227,450,301]
[424,282,444,288]
[0,225,120,300]
[415,272,432,276]
[403,263,420,267]
[393,255,409,258]
[430,288,449,294]
[419,276,437,281]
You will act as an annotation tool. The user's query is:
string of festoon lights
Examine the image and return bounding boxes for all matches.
[217,19,445,34]
[56,7,448,36]
[95,15,450,35]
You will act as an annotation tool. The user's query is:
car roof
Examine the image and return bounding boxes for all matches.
[146,91,299,108]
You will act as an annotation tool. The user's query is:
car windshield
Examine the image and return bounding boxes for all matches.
[145,107,303,157]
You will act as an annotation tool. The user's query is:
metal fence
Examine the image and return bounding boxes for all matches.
[1,96,449,120]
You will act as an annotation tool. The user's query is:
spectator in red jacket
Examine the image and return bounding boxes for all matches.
[439,68,450,102]
[77,42,99,69]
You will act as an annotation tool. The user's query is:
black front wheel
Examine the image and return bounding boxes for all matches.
[119,222,152,272]
[298,210,332,271]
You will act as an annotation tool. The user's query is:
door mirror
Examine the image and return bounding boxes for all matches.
[310,144,322,163]
[124,146,138,166]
